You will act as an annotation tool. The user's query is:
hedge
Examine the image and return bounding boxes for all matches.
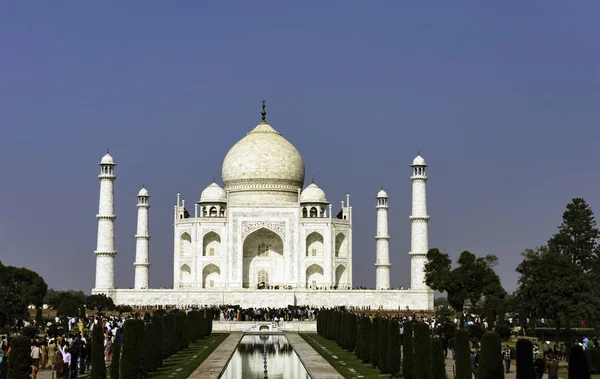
[455,328,471,379]
[7,336,30,379]
[371,317,381,368]
[91,323,106,379]
[110,333,121,379]
[477,331,503,379]
[378,318,389,374]
[403,321,414,379]
[413,322,431,379]
[387,319,401,377]
[516,339,535,379]
[431,337,445,379]
[569,345,590,379]
[120,319,147,379]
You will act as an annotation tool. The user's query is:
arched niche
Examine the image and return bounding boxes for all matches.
[306,264,324,289]
[306,232,324,257]
[203,231,221,257]
[202,263,220,288]
[335,233,347,258]
[180,232,192,257]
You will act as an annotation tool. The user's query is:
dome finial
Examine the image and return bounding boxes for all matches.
[312,174,315,183]
[107,148,110,154]
[213,176,216,183]
[418,149,420,156]
[260,100,267,123]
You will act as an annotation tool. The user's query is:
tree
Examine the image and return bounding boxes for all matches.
[161,313,173,359]
[371,317,381,368]
[91,323,106,379]
[413,322,431,379]
[454,329,471,379]
[569,345,590,379]
[431,337,446,379]
[403,321,414,379]
[477,331,504,379]
[120,319,146,379]
[387,319,401,377]
[86,294,115,312]
[7,336,30,379]
[378,318,389,374]
[110,333,121,379]
[424,249,506,320]
[549,198,600,271]
[516,339,535,379]
[150,315,163,370]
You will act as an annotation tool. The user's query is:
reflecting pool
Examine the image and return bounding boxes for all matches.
[220,334,310,379]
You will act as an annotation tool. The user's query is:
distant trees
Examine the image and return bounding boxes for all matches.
[86,294,115,312]
[0,261,47,329]
[515,198,600,339]
[424,249,506,327]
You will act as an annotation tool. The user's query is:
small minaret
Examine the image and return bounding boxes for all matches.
[375,188,391,290]
[94,150,117,290]
[409,153,430,290]
[134,186,151,289]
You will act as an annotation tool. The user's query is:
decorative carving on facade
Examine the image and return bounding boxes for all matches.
[241,221,286,240]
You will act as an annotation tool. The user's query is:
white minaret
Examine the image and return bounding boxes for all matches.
[409,152,430,290]
[134,186,151,289]
[375,188,391,290]
[94,150,117,290]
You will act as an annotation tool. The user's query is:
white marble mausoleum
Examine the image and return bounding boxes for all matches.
[92,105,434,310]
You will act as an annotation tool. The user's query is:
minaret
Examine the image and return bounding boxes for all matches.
[134,186,151,289]
[409,153,430,290]
[375,188,391,290]
[94,150,117,290]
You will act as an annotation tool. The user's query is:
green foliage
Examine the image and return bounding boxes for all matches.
[387,319,401,377]
[371,317,380,368]
[91,324,106,379]
[586,347,600,374]
[86,294,115,312]
[569,345,590,379]
[0,261,47,329]
[413,322,431,379]
[431,337,446,379]
[516,339,535,379]
[120,319,147,379]
[7,336,30,379]
[21,326,37,340]
[150,315,163,370]
[424,249,506,316]
[454,329,471,379]
[494,323,511,341]
[35,307,42,326]
[175,311,187,350]
[110,333,121,379]
[187,311,197,344]
[403,321,414,379]
[378,318,389,374]
[161,312,173,359]
[477,331,504,379]
[356,316,370,363]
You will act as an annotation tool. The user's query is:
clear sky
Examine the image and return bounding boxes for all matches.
[1,2,599,293]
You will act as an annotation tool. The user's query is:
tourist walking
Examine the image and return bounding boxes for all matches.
[31,343,41,369]
[503,345,511,373]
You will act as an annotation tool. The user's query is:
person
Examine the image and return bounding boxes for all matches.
[470,350,478,379]
[31,363,39,379]
[48,339,57,369]
[503,345,511,374]
[546,355,559,379]
[535,354,545,379]
[57,343,71,377]
[40,341,47,369]
[55,353,65,379]
[31,343,41,369]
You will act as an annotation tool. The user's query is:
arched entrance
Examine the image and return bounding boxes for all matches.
[242,228,284,288]
[202,264,221,288]
[306,264,324,289]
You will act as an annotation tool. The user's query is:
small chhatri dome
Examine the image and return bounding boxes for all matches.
[138,186,149,197]
[100,151,114,165]
[300,183,328,203]
[200,181,226,203]
[377,188,388,198]
[411,153,427,167]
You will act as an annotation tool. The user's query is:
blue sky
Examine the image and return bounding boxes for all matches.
[1,2,599,293]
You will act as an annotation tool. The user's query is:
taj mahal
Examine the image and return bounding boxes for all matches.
[92,104,434,310]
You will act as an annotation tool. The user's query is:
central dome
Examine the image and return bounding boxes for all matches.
[222,121,305,199]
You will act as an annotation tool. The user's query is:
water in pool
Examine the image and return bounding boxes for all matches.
[220,334,310,379]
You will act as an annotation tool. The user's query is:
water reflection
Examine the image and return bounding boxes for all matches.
[220,335,310,379]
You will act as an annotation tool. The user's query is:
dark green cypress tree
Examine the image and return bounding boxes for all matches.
[151,315,163,369]
[387,319,401,377]
[207,309,213,335]
[454,328,471,379]
[568,345,590,379]
[120,319,138,379]
[355,315,363,360]
[175,311,186,350]
[371,317,381,368]
[7,336,31,379]
[362,316,372,363]
[413,322,431,379]
[137,320,148,378]
[516,339,535,379]
[91,323,106,379]
[350,314,358,352]
[379,318,390,373]
[110,333,121,379]
[477,331,504,379]
[403,321,414,379]
[430,337,446,379]
[188,311,197,344]
[145,322,157,372]
[161,313,172,359]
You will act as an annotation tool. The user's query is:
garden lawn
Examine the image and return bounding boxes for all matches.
[300,333,399,379]
[107,333,228,379]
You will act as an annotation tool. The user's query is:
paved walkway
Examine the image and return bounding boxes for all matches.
[286,333,344,379]
[187,332,243,379]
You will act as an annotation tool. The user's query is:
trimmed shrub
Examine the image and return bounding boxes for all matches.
[371,317,381,368]
[91,323,106,379]
[413,322,431,379]
[454,328,471,379]
[431,337,446,379]
[161,313,172,359]
[586,347,600,374]
[387,319,401,377]
[379,318,390,374]
[110,333,121,379]
[516,339,535,379]
[569,345,590,379]
[477,331,504,379]
[150,315,163,370]
[403,321,414,379]
[7,336,30,379]
[120,319,147,379]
